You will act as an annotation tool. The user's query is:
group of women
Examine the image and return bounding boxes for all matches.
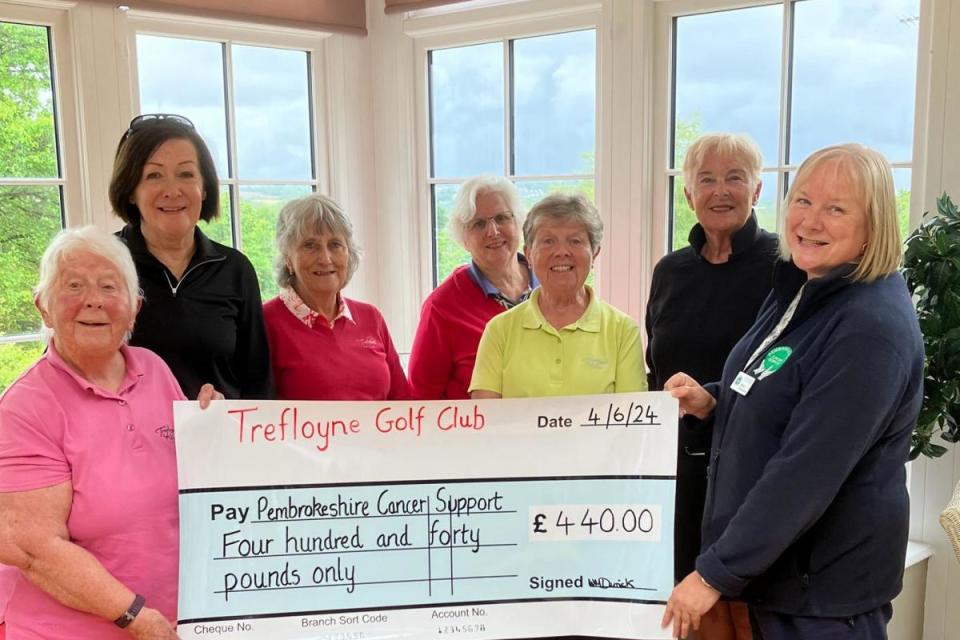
[0,114,924,640]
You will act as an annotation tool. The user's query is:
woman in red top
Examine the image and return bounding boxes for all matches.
[408,176,536,399]
[263,194,410,401]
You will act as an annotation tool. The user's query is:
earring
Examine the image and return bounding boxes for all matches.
[860,243,867,254]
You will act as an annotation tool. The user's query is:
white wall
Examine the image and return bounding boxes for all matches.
[909,1,960,638]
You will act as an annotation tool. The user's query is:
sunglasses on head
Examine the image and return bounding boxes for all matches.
[120,113,195,143]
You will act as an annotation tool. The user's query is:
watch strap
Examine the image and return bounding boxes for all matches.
[114,594,146,628]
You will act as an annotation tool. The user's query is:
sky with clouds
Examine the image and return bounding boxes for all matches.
[135,0,919,189]
[675,0,919,168]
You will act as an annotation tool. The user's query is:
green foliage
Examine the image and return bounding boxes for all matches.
[0,341,44,389]
[0,23,58,179]
[0,22,62,390]
[902,193,960,459]
[239,198,283,301]
[234,186,312,301]
[671,114,703,250]
[0,186,61,336]
[672,175,697,251]
[896,187,911,241]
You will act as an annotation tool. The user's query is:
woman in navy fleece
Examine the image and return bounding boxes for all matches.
[660,143,923,640]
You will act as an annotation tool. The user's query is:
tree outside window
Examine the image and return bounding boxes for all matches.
[0,21,65,389]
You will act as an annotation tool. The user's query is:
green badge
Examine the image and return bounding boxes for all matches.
[754,346,792,380]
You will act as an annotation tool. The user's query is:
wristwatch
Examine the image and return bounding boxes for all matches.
[114,594,146,628]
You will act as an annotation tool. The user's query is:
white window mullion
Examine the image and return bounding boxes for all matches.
[503,37,512,177]
[774,0,794,228]
[222,40,241,250]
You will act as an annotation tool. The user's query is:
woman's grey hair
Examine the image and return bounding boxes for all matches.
[523,192,603,252]
[448,175,526,249]
[34,225,140,344]
[683,132,763,189]
[274,193,362,289]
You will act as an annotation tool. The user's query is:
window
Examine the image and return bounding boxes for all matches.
[134,33,318,299]
[666,0,920,250]
[427,28,596,284]
[0,20,66,387]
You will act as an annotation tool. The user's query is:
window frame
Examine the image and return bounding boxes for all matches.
[0,2,85,346]
[651,0,930,254]
[409,1,602,296]
[125,11,333,253]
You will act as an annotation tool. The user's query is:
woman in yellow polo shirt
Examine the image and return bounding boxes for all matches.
[470,192,646,398]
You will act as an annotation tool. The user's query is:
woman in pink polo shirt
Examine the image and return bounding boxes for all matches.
[0,226,218,639]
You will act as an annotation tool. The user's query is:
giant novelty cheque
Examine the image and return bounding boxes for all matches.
[174,392,678,640]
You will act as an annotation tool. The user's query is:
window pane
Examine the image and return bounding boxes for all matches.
[670,173,776,252]
[671,175,696,252]
[515,179,595,211]
[233,45,312,180]
[756,171,778,234]
[199,187,233,247]
[0,185,63,337]
[790,0,920,162]
[238,185,313,301]
[430,43,504,178]
[513,30,596,176]
[137,35,230,178]
[434,183,471,284]
[894,168,911,241]
[0,22,58,179]
[0,340,45,392]
[673,5,782,168]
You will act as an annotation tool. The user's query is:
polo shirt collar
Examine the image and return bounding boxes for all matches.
[45,340,144,398]
[280,286,354,329]
[688,211,763,260]
[467,254,539,306]
[521,285,602,333]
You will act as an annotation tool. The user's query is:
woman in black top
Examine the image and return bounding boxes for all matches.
[109,114,272,400]
[645,133,778,639]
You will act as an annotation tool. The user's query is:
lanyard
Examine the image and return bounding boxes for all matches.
[743,284,805,371]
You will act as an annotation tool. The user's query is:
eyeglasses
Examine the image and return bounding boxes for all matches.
[468,212,515,233]
[120,113,195,143]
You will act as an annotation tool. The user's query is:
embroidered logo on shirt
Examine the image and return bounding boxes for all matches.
[583,357,608,369]
[358,337,380,350]
[155,424,175,441]
[751,346,793,381]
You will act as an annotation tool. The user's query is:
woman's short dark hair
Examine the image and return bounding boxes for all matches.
[108,120,220,224]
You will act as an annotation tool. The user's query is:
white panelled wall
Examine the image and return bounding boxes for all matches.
[1,0,959,637]
[910,0,960,636]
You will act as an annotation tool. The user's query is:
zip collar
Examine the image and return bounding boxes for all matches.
[118,223,226,296]
[688,211,764,261]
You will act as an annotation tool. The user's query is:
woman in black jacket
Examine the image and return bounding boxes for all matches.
[110,114,272,399]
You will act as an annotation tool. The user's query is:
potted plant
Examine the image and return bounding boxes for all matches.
[902,193,960,459]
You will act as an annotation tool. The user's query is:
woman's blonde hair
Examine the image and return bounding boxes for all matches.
[780,143,902,283]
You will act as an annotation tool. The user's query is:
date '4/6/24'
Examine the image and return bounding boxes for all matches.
[529,505,662,542]
[584,403,662,429]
